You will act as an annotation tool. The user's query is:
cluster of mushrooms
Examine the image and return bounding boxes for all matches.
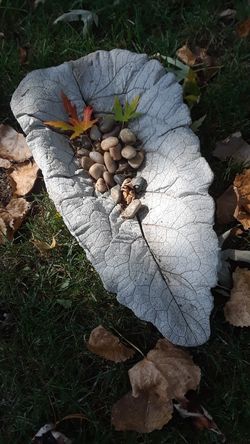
[75,117,147,218]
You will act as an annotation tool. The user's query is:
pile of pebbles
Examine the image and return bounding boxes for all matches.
[75,117,147,219]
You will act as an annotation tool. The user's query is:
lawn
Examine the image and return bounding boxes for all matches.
[0,0,250,443]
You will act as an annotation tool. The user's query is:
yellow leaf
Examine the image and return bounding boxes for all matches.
[32,236,57,253]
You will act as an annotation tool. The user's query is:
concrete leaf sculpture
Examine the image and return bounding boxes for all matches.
[11,49,218,346]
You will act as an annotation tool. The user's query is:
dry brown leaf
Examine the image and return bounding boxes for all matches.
[176,44,197,66]
[0,158,11,168]
[10,161,39,196]
[146,339,201,400]
[111,391,173,433]
[224,267,250,326]
[216,185,237,225]
[213,131,250,163]
[32,236,57,253]
[237,17,250,38]
[129,358,168,400]
[87,325,135,362]
[0,197,30,243]
[175,395,226,442]
[0,218,7,243]
[233,169,250,229]
[0,124,32,162]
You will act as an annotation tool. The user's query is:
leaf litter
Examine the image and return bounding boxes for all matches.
[224,267,250,327]
[87,325,135,362]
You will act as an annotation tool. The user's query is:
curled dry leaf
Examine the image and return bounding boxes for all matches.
[176,45,197,66]
[87,325,135,362]
[233,169,250,230]
[0,198,30,243]
[0,124,32,162]
[111,391,173,433]
[10,161,39,196]
[112,339,201,433]
[224,267,250,327]
[175,395,225,442]
[0,158,11,168]
[216,185,237,225]
[32,236,57,253]
[213,132,250,164]
[237,17,250,38]
[145,339,201,400]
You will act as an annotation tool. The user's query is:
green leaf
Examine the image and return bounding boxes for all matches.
[112,95,142,123]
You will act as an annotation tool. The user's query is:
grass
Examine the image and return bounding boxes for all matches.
[0,0,250,443]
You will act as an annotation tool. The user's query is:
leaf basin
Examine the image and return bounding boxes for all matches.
[11,49,219,346]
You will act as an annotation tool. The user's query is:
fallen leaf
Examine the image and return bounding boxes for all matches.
[53,9,98,37]
[218,9,236,20]
[176,44,196,66]
[111,391,173,433]
[0,198,30,243]
[0,218,7,243]
[19,46,29,65]
[233,169,250,229]
[33,423,71,444]
[112,339,200,433]
[87,325,135,362]
[237,17,250,38]
[224,267,250,326]
[10,161,39,196]
[216,185,237,224]
[0,124,32,162]
[33,236,57,253]
[146,339,201,400]
[175,394,226,442]
[44,92,98,139]
[213,131,250,164]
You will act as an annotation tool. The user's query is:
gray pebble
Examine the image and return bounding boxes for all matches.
[119,128,136,144]
[103,171,115,187]
[131,176,147,192]
[80,156,95,170]
[90,125,102,141]
[101,136,119,151]
[121,145,137,160]
[99,117,115,133]
[104,152,117,173]
[116,159,130,173]
[77,148,90,157]
[81,135,92,149]
[111,185,122,204]
[128,150,145,169]
[89,163,106,180]
[89,151,104,164]
[102,125,121,139]
[122,199,142,219]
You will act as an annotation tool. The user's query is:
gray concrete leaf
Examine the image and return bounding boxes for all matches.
[11,49,219,346]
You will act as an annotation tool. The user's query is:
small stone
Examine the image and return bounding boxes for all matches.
[80,156,95,170]
[81,135,92,149]
[90,125,102,141]
[103,171,115,187]
[122,199,142,219]
[104,152,117,174]
[89,163,106,180]
[111,185,122,204]
[131,176,147,192]
[89,151,104,164]
[113,174,124,185]
[119,128,136,144]
[128,150,145,169]
[95,178,107,193]
[101,136,119,151]
[109,144,122,161]
[102,125,121,139]
[99,117,115,133]
[77,148,90,157]
[121,145,137,160]
[116,159,130,173]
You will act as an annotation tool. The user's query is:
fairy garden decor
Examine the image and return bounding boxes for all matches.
[11,49,218,346]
